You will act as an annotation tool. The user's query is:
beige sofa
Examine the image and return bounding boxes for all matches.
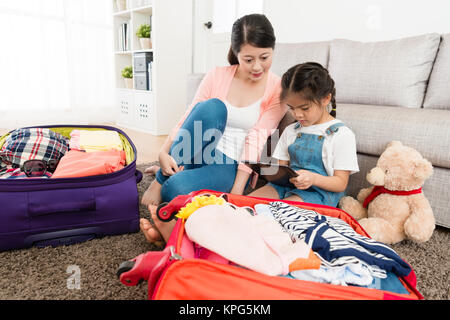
[186,33,450,228]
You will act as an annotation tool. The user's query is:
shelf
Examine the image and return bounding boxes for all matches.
[115,50,132,55]
[113,5,152,16]
[115,49,153,54]
[113,10,131,18]
[133,49,153,53]
[133,6,153,15]
[116,88,153,93]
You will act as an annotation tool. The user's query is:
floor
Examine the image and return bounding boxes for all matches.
[114,125,167,164]
[0,124,167,165]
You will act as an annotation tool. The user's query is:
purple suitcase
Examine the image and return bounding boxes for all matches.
[0,124,142,251]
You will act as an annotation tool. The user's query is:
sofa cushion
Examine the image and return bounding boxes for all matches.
[423,34,450,110]
[337,103,450,168]
[186,73,205,105]
[329,33,441,108]
[271,41,330,77]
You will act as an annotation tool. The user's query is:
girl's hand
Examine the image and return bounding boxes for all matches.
[159,152,184,176]
[289,170,316,190]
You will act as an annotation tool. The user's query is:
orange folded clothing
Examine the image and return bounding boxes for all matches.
[51,150,126,179]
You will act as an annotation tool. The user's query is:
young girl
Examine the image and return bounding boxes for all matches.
[248,62,359,207]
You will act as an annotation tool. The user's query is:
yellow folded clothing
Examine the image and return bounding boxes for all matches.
[79,130,124,153]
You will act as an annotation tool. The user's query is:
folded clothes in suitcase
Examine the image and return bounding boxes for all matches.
[0,125,142,251]
[118,190,424,300]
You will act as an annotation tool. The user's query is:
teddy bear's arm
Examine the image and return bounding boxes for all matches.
[404,196,435,243]
[356,186,374,204]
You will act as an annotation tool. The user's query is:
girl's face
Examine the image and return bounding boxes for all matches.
[237,44,273,82]
[285,92,332,127]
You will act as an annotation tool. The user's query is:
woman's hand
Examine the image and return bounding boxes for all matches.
[158,152,184,176]
[289,170,316,190]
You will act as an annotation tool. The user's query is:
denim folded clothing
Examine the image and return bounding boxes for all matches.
[290,262,373,286]
[365,271,409,294]
[0,128,69,168]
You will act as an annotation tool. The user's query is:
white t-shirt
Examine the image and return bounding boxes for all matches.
[216,99,261,161]
[272,119,359,176]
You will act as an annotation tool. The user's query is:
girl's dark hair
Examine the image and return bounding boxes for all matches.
[280,62,337,117]
[227,14,276,65]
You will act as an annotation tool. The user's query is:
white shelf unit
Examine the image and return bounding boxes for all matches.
[113,0,192,135]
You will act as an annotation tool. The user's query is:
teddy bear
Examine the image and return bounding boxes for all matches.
[339,141,435,244]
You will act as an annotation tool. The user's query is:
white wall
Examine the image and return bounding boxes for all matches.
[192,0,450,73]
[264,0,450,43]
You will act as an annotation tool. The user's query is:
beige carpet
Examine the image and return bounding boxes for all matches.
[0,162,448,300]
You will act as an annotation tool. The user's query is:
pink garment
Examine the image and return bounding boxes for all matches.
[170,65,287,174]
[69,130,81,151]
[185,204,320,276]
[51,150,126,178]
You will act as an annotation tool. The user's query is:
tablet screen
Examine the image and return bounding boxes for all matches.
[243,162,298,187]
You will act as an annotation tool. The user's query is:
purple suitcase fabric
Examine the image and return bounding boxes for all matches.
[0,125,141,251]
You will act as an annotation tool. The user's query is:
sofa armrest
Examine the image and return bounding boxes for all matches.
[186,73,205,106]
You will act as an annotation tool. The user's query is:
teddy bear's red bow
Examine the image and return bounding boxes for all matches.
[362,186,423,208]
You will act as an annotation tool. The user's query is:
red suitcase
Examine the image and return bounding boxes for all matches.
[117,189,423,300]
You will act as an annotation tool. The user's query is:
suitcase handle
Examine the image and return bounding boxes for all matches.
[118,246,181,295]
[28,199,96,216]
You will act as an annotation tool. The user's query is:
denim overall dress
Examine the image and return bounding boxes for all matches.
[270,122,346,207]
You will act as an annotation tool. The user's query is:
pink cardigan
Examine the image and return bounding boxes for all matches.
[170,65,287,174]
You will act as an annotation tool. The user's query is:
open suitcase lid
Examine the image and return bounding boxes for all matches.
[0,124,141,191]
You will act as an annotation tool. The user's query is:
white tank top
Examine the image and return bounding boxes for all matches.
[216,99,261,161]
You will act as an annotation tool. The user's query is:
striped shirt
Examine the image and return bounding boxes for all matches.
[268,202,411,279]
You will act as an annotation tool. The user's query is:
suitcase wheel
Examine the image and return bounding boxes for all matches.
[117,260,136,279]
[156,202,174,222]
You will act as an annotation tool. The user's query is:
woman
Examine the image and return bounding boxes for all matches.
[140,13,287,244]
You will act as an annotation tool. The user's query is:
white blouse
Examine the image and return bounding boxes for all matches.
[215,99,261,161]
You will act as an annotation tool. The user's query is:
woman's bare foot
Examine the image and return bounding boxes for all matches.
[140,217,164,247]
[144,165,160,176]
[140,205,177,244]
[141,179,162,207]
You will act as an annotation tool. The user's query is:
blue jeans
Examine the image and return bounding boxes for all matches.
[155,98,241,202]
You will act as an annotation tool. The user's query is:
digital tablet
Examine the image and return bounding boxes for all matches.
[242,161,298,188]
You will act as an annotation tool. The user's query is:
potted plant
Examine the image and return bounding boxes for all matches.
[136,23,152,49]
[116,0,127,12]
[121,66,133,89]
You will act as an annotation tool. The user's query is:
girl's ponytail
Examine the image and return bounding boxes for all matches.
[330,87,337,118]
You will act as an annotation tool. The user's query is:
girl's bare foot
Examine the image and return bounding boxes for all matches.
[144,165,160,176]
[141,179,163,207]
[140,205,177,244]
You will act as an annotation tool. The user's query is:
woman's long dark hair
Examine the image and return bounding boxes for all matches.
[227,14,276,65]
[281,62,337,117]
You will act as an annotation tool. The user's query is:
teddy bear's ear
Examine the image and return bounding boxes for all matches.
[386,140,403,149]
[413,158,433,180]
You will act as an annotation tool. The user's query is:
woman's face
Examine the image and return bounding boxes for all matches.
[236,44,273,82]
